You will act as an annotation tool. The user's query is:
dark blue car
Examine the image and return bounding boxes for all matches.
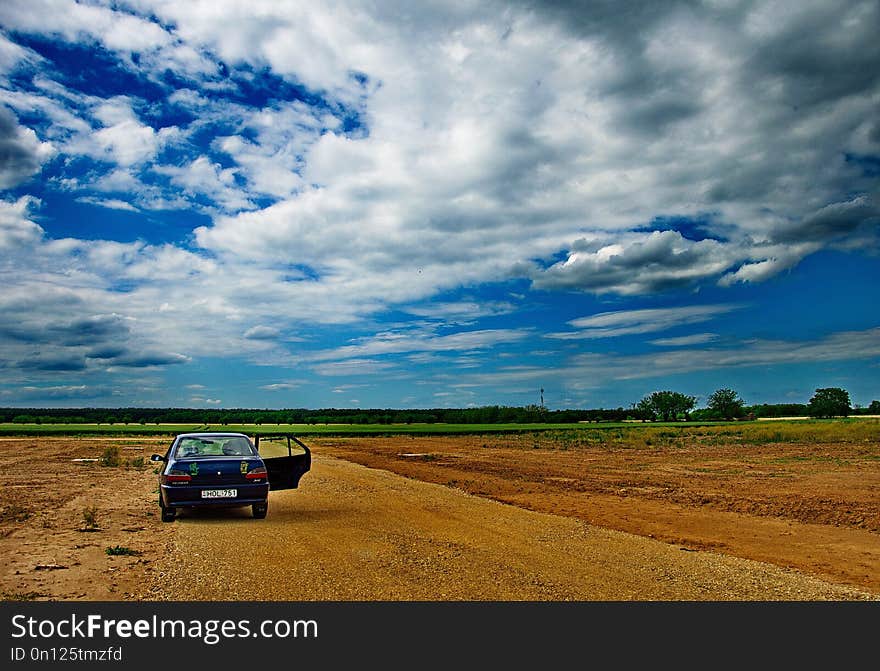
[151,432,311,521]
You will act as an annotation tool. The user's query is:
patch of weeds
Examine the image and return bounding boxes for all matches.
[105,545,141,556]
[81,505,99,530]
[0,503,30,523]
[0,590,43,601]
[100,446,120,467]
[127,456,145,468]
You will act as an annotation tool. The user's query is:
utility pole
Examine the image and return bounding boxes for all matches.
[540,387,544,408]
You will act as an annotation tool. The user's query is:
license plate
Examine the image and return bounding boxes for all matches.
[201,489,237,499]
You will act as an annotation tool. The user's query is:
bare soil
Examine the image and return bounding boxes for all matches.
[0,435,877,601]
[313,434,880,592]
[0,437,173,601]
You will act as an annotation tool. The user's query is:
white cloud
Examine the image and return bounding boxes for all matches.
[74,197,139,212]
[71,98,176,167]
[0,106,55,187]
[217,135,303,198]
[0,1,172,53]
[0,0,878,400]
[311,359,398,377]
[260,382,300,391]
[402,301,516,322]
[549,305,742,340]
[244,325,281,341]
[534,231,746,294]
[0,32,30,75]
[305,328,531,363]
[153,156,252,212]
[460,327,880,388]
[650,333,719,347]
[0,196,44,248]
[173,0,877,310]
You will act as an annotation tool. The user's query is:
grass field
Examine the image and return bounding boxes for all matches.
[0,417,876,442]
[0,421,702,437]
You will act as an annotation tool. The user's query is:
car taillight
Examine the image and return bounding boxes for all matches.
[245,466,267,480]
[165,469,192,483]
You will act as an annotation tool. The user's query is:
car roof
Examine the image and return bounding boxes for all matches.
[175,432,250,439]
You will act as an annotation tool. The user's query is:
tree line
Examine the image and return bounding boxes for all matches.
[638,387,871,421]
[1,388,873,425]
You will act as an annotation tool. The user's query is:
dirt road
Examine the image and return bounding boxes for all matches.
[147,454,873,600]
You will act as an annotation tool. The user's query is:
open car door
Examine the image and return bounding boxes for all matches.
[255,434,311,491]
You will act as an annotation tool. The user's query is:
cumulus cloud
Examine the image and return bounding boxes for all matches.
[0,0,877,403]
[533,231,743,294]
[0,198,247,376]
[65,97,177,167]
[0,0,172,53]
[0,106,55,187]
[0,196,44,248]
[770,197,879,245]
[153,156,253,212]
[175,0,876,306]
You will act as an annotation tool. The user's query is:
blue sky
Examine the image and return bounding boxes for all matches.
[0,0,878,410]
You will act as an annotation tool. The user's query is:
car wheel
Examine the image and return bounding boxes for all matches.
[159,495,176,522]
[252,503,268,519]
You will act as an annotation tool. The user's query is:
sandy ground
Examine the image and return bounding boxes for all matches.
[315,435,880,592]
[0,436,877,601]
[0,437,173,601]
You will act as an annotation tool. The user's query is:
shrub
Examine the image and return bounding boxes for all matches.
[0,503,30,522]
[99,446,120,467]
[105,546,141,556]
[81,505,99,530]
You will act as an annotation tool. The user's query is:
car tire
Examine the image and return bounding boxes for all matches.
[252,503,268,519]
[159,494,176,522]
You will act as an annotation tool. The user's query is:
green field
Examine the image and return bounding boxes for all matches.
[0,420,733,437]
[0,417,876,441]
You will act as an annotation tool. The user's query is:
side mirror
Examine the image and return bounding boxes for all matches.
[150,454,166,462]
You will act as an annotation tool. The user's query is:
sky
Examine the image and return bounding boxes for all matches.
[0,0,878,411]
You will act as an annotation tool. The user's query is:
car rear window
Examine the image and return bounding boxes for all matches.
[175,436,255,458]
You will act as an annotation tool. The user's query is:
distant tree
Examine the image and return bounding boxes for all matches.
[868,400,880,414]
[807,387,851,418]
[707,388,745,420]
[638,391,697,422]
[635,398,656,422]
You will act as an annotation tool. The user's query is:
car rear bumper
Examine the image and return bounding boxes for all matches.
[161,482,269,508]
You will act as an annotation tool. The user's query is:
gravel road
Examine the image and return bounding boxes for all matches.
[148,455,876,601]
